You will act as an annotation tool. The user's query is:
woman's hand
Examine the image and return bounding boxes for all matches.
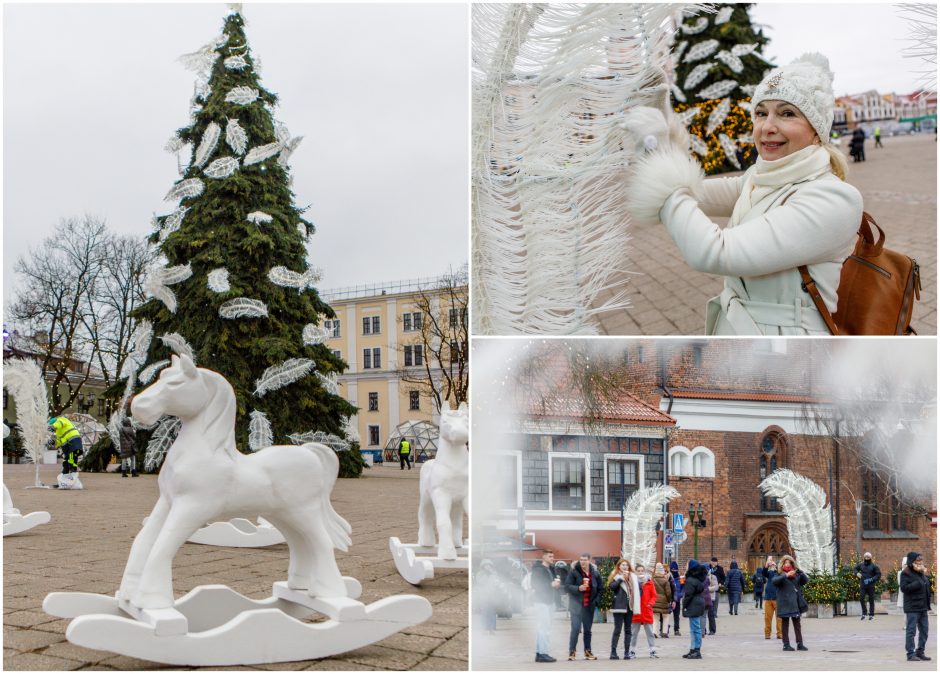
[620,107,671,155]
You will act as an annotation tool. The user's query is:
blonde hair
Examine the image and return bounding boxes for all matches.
[608,558,633,585]
[822,143,848,181]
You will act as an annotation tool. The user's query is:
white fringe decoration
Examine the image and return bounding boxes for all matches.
[254,358,316,396]
[225,118,248,155]
[247,211,273,225]
[760,469,835,572]
[897,4,937,94]
[620,485,680,568]
[224,55,249,70]
[683,38,719,63]
[243,141,282,166]
[193,122,222,168]
[219,297,268,318]
[225,86,259,104]
[705,97,731,136]
[3,359,51,485]
[159,332,196,362]
[302,323,330,345]
[696,79,738,99]
[269,266,320,291]
[684,62,714,90]
[207,268,231,293]
[165,178,204,201]
[718,132,741,168]
[204,156,239,179]
[715,49,744,74]
[144,416,181,471]
[714,6,733,24]
[138,359,170,385]
[288,430,350,452]
[248,410,273,451]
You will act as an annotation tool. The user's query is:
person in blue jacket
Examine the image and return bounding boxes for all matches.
[758,557,782,639]
[752,568,766,609]
[669,560,683,636]
[725,560,745,615]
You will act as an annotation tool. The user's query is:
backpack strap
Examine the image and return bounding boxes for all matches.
[797,265,839,335]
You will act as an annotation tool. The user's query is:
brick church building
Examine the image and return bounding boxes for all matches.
[490,339,936,574]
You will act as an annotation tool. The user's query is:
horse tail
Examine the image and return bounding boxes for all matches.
[305,442,352,552]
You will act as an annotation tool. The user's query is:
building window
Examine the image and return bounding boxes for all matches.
[668,446,715,478]
[450,340,460,362]
[403,311,422,332]
[368,425,380,447]
[405,344,423,367]
[97,398,107,417]
[862,471,915,534]
[449,307,468,328]
[638,346,645,363]
[693,345,703,368]
[362,349,372,369]
[324,319,340,338]
[409,390,420,411]
[368,392,378,412]
[759,431,788,512]
[550,455,587,511]
[372,347,381,369]
[606,457,639,511]
[362,315,380,335]
[332,349,341,359]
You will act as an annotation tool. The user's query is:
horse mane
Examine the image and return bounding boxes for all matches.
[197,368,240,459]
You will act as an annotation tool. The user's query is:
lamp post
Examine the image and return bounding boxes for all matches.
[688,501,706,560]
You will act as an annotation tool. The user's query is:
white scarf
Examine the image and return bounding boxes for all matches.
[729,144,831,226]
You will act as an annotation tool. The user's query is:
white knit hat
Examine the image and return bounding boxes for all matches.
[751,53,835,144]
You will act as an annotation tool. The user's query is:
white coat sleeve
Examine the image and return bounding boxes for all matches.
[659,178,862,277]
[697,174,746,218]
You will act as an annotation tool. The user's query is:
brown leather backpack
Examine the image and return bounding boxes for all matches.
[798,213,921,335]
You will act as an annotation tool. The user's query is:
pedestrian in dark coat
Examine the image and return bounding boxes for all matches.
[900,551,933,661]
[854,552,882,619]
[850,128,866,162]
[669,560,683,636]
[681,560,707,659]
[752,570,765,609]
[651,562,674,637]
[726,560,744,615]
[607,559,639,660]
[771,555,809,651]
[118,416,138,477]
[704,569,719,635]
[563,554,602,661]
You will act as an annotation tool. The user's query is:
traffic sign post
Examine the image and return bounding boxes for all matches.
[673,513,685,533]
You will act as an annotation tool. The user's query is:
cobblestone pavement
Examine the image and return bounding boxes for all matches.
[595,133,937,335]
[3,463,467,671]
[472,599,936,670]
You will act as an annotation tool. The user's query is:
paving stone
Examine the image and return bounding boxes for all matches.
[4,651,83,670]
[3,626,65,652]
[411,656,466,670]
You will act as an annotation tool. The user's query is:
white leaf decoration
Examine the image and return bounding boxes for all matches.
[681,17,708,34]
[684,62,714,90]
[159,332,196,362]
[678,106,701,126]
[156,263,192,286]
[224,55,249,70]
[165,178,204,201]
[715,50,744,74]
[731,43,758,58]
[248,410,273,451]
[620,485,680,569]
[706,98,732,136]
[225,118,248,155]
[144,416,181,471]
[247,211,273,225]
[316,371,339,396]
[715,6,734,24]
[159,207,189,242]
[254,358,316,396]
[225,86,259,104]
[138,359,170,385]
[342,416,359,443]
[194,75,211,102]
[193,122,221,168]
[302,323,330,345]
[690,133,709,157]
[718,132,742,169]
[3,359,51,471]
[277,136,303,168]
[243,142,282,165]
[165,136,184,153]
[179,47,219,74]
[288,430,349,452]
[269,266,320,290]
[739,83,757,97]
[760,469,835,572]
[144,275,178,313]
[672,40,689,68]
[671,83,687,103]
[207,268,231,293]
[683,39,720,63]
[132,320,153,362]
[107,409,125,453]
[219,297,268,319]
[696,79,739,99]
[204,156,239,179]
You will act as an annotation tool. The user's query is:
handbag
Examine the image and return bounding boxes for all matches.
[797,587,808,614]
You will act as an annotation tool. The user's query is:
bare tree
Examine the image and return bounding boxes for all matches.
[397,267,469,411]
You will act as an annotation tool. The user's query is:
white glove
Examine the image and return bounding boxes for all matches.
[620,106,671,155]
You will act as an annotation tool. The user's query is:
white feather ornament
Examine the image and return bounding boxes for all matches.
[144,274,178,313]
[159,207,189,242]
[715,50,744,74]
[3,359,51,486]
[219,297,268,318]
[671,83,687,103]
[246,211,273,225]
[207,268,231,293]
[138,359,170,385]
[243,142,282,165]
[131,320,153,362]
[248,410,273,451]
[731,43,758,58]
[224,55,249,70]
[165,136,184,153]
[684,62,714,90]
[739,83,757,97]
[672,40,689,67]
[714,6,733,24]
[159,332,196,362]
[225,86,259,104]
[759,469,835,572]
[194,75,211,102]
[165,178,204,201]
[302,323,330,345]
[696,79,738,99]
[689,133,709,157]
[193,122,222,168]
[225,118,248,155]
[738,100,752,113]
[316,372,339,396]
[287,430,349,452]
[718,133,742,168]
[156,263,192,286]
[736,134,753,145]
[620,485,680,568]
[277,136,303,168]
[107,409,125,452]
[342,416,359,443]
[254,358,316,396]
[683,39,720,63]
[144,416,181,471]
[203,156,239,179]
[678,106,702,126]
[179,47,219,74]
[681,17,708,34]
[268,266,320,290]
[706,98,731,135]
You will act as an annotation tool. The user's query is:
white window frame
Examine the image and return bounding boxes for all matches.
[602,453,646,513]
[324,319,340,338]
[362,315,381,335]
[493,450,523,509]
[403,311,422,332]
[372,347,381,369]
[548,452,591,513]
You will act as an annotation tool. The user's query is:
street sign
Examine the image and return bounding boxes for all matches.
[673,513,685,532]
[664,532,673,546]
[674,530,688,545]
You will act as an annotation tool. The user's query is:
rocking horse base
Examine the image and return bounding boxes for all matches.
[389,536,469,585]
[43,577,432,666]
[3,510,51,536]
[142,516,288,548]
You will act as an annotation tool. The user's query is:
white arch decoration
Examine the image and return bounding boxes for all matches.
[668,445,715,478]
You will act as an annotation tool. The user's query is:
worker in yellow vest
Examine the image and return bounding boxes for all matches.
[399,437,412,470]
[48,416,83,475]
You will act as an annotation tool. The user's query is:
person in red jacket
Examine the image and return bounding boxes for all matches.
[629,564,659,659]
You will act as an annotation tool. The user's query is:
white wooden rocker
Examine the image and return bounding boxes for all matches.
[389,402,469,585]
[3,483,51,536]
[43,355,431,666]
[142,515,286,547]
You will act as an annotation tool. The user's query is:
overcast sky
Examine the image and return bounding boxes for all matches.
[3,3,468,311]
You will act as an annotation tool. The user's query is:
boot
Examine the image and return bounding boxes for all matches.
[797,644,808,651]
[568,651,576,661]
[609,650,619,660]
[132,470,139,477]
[783,644,795,651]
[122,470,128,477]
[915,652,931,661]
[688,649,701,659]
[584,650,597,660]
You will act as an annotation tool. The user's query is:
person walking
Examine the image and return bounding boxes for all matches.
[630,564,659,659]
[900,551,932,661]
[705,566,720,635]
[607,559,639,660]
[874,125,883,148]
[49,416,83,476]
[772,555,809,652]
[118,415,138,478]
[652,562,674,637]
[851,127,866,162]
[726,560,745,615]
[624,53,861,335]
[753,567,766,609]
[564,553,602,661]
[681,559,707,659]
[531,550,562,663]
[669,560,684,636]
[398,437,412,470]
[855,552,882,620]
[709,557,726,588]
[759,558,784,640]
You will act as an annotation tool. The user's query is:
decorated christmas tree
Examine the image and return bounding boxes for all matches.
[129,8,355,468]
[669,4,771,174]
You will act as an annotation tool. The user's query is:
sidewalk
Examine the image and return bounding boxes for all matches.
[3,462,467,671]
[472,601,937,670]
[596,133,937,335]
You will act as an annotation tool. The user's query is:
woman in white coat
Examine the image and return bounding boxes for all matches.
[625,53,862,335]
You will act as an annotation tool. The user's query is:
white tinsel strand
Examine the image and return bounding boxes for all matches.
[681,17,708,35]
[203,156,239,179]
[684,62,714,90]
[225,118,248,155]
[683,38,719,63]
[207,268,231,293]
[159,332,196,362]
[165,178,204,201]
[254,358,316,396]
[224,55,249,70]
[248,410,273,451]
[302,323,330,345]
[225,87,259,104]
[689,133,709,157]
[696,79,738,99]
[193,122,221,168]
[705,97,732,136]
[144,416,181,471]
[138,360,170,385]
[714,6,733,24]
[718,132,742,169]
[219,297,268,318]
[246,211,273,225]
[715,50,744,74]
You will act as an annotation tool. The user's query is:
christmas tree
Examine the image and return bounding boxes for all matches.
[130,8,355,468]
[669,4,771,174]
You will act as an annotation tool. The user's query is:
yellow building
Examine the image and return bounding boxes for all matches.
[321,275,468,465]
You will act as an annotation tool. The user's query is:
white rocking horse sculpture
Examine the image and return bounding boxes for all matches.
[3,482,51,536]
[44,355,431,665]
[389,401,468,585]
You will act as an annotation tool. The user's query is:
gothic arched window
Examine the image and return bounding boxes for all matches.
[759,428,788,512]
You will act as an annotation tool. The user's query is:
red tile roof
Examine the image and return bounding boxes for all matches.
[527,390,676,426]
[669,389,829,404]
